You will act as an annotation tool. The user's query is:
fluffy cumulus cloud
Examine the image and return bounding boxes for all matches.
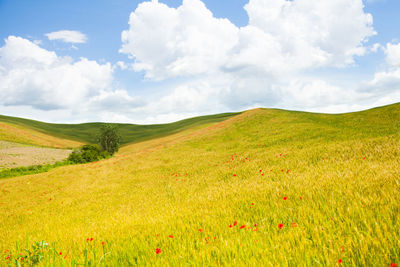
[118,0,399,120]
[0,36,112,110]
[121,0,375,78]
[0,36,141,120]
[120,0,239,79]
[45,30,87,43]
[243,0,375,68]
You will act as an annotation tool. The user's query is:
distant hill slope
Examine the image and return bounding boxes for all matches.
[121,102,400,154]
[0,122,83,148]
[254,102,400,144]
[0,112,241,145]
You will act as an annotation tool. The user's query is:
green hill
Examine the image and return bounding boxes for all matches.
[0,112,240,145]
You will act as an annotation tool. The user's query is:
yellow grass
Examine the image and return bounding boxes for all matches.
[0,106,399,266]
[0,122,83,148]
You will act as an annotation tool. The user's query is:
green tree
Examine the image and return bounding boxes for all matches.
[98,124,121,155]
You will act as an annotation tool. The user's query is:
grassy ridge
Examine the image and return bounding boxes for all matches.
[0,112,240,145]
[0,122,83,148]
[0,103,399,266]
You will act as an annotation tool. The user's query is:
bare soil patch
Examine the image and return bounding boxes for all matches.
[0,141,71,169]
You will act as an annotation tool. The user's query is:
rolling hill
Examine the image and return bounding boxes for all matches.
[0,103,399,266]
[0,112,240,145]
[0,122,83,148]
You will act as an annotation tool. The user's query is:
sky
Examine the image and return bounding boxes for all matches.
[0,0,399,124]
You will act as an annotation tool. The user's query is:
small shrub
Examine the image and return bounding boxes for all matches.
[67,145,110,164]
[67,150,85,164]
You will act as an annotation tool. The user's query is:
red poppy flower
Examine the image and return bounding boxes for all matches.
[363,157,366,160]
[234,221,238,226]
[278,223,284,229]
[169,235,174,238]
[155,248,162,254]
[251,203,255,205]
[259,169,262,172]
[338,259,342,264]
[389,264,398,267]
[299,196,303,200]
[198,229,203,232]
[240,225,246,229]
[59,252,62,255]
[233,174,237,177]
[286,170,290,174]
[101,242,105,246]
[283,196,288,200]
[229,224,233,228]
[291,222,298,227]
[90,238,93,241]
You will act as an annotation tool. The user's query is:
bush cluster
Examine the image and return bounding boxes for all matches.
[67,145,110,164]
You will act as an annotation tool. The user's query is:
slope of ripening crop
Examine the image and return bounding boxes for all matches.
[0,104,399,266]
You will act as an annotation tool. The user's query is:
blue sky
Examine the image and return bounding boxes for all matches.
[0,0,399,123]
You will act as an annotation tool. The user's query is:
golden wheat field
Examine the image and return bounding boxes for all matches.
[0,104,399,266]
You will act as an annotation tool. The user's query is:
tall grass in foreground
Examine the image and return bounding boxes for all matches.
[0,104,399,266]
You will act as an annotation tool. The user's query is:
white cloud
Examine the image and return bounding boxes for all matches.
[120,0,238,80]
[45,30,87,44]
[357,42,400,105]
[385,42,400,66]
[366,68,400,94]
[87,89,142,111]
[280,79,361,110]
[120,0,375,79]
[114,61,129,70]
[115,0,400,122]
[370,43,382,53]
[0,36,113,110]
[124,79,228,123]
[242,0,375,67]
[116,0,396,121]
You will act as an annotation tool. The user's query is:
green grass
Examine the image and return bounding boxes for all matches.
[0,161,71,179]
[0,103,399,266]
[0,112,240,145]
